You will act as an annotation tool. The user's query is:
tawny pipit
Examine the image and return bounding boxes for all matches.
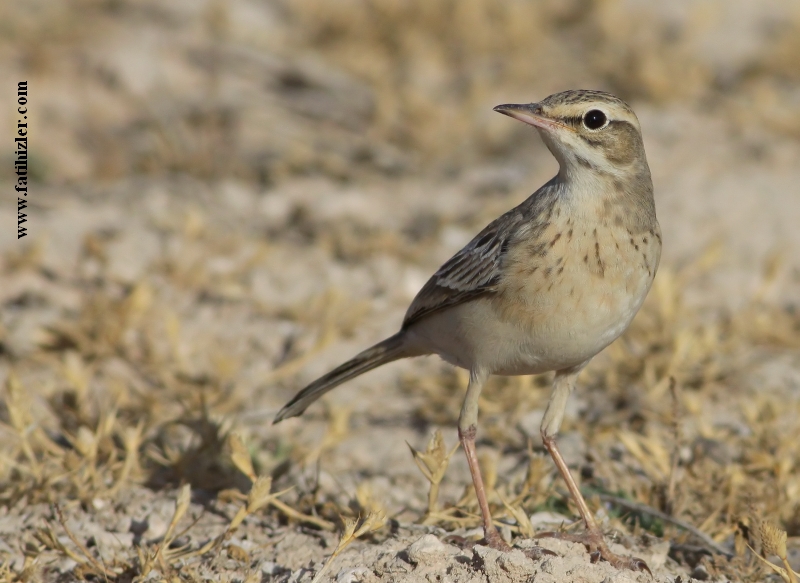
[275,89,661,571]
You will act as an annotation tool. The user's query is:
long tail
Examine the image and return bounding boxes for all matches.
[273,332,409,423]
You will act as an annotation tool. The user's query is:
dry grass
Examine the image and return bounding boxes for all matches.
[1,203,799,580]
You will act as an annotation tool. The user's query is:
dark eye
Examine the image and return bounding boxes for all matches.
[583,109,607,130]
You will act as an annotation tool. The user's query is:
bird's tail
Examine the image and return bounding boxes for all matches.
[273,332,409,423]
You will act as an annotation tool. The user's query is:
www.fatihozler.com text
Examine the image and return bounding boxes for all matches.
[16,81,28,239]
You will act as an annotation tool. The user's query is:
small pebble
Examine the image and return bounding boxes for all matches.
[406,534,450,565]
[336,566,369,582]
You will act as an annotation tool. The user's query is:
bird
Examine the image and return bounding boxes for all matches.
[274,89,661,572]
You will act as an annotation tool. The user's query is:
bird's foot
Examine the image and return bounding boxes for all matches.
[481,526,512,551]
[535,529,651,574]
[483,527,557,560]
[446,527,557,560]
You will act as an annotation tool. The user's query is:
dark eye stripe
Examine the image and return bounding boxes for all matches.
[575,119,636,146]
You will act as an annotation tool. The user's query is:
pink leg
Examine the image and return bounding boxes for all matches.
[538,370,650,573]
[458,425,509,550]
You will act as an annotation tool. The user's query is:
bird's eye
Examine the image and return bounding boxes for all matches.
[583,109,607,130]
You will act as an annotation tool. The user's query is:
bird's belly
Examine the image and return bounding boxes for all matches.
[409,255,655,376]
[407,302,563,374]
[408,289,645,376]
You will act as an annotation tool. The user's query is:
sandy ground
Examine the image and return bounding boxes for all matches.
[1,1,799,582]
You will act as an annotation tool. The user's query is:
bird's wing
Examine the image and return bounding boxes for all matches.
[402,208,524,328]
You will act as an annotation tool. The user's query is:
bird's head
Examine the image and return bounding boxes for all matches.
[494,90,648,180]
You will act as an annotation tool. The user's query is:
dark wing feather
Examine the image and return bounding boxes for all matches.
[402,208,523,328]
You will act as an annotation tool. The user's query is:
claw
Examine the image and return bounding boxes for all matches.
[522,546,558,561]
[443,534,472,549]
[482,528,512,551]
[630,558,652,575]
[589,550,601,564]
[607,555,651,574]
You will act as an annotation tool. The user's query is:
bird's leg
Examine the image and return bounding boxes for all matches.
[538,369,650,573]
[456,370,556,559]
[540,370,597,529]
[457,370,509,551]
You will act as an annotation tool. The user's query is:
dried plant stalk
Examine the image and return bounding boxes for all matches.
[311,511,387,583]
[407,430,459,521]
[758,521,798,583]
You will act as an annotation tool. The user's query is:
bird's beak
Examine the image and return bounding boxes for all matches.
[493,103,570,132]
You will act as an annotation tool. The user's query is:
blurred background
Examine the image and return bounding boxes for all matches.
[1,0,800,580]
[3,0,800,293]
[2,0,800,184]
